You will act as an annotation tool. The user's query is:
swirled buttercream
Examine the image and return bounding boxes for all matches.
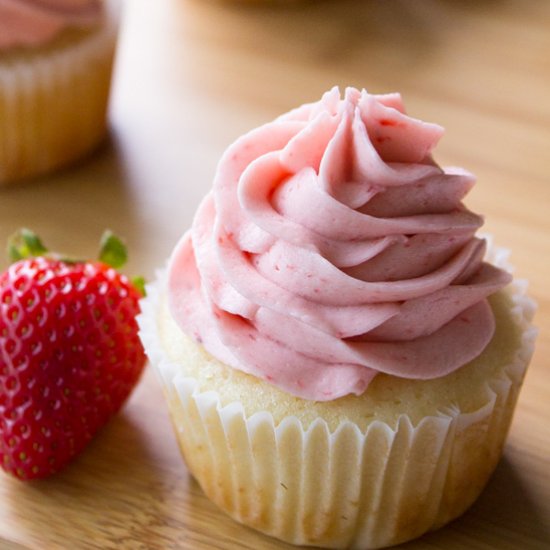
[0,0,102,50]
[168,87,511,401]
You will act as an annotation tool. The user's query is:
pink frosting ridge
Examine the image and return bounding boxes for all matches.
[168,87,512,401]
[0,0,102,50]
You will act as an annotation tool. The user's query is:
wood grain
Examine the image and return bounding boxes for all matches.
[0,0,549,548]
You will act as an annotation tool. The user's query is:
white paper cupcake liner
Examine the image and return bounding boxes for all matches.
[0,0,120,184]
[138,244,536,549]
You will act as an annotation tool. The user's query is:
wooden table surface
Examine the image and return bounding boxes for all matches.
[1,0,549,548]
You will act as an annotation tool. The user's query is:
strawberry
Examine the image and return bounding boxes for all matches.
[0,229,146,480]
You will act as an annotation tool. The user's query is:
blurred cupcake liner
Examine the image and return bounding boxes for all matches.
[0,0,120,185]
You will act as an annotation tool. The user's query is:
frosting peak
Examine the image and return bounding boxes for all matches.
[168,87,511,401]
[0,0,102,50]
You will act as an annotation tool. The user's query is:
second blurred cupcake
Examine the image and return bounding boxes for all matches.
[0,0,120,186]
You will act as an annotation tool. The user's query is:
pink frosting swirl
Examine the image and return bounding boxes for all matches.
[168,87,511,401]
[0,0,102,50]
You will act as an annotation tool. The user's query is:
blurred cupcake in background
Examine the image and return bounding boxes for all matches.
[0,0,120,186]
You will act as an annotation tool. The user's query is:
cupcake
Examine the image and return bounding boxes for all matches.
[138,87,536,549]
[0,0,120,186]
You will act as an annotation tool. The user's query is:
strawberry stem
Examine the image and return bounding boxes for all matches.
[99,231,128,269]
[7,228,48,263]
[6,229,146,294]
[132,276,146,297]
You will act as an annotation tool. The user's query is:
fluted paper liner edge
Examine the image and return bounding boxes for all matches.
[138,243,537,549]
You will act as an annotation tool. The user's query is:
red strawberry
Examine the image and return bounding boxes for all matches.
[0,229,146,480]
